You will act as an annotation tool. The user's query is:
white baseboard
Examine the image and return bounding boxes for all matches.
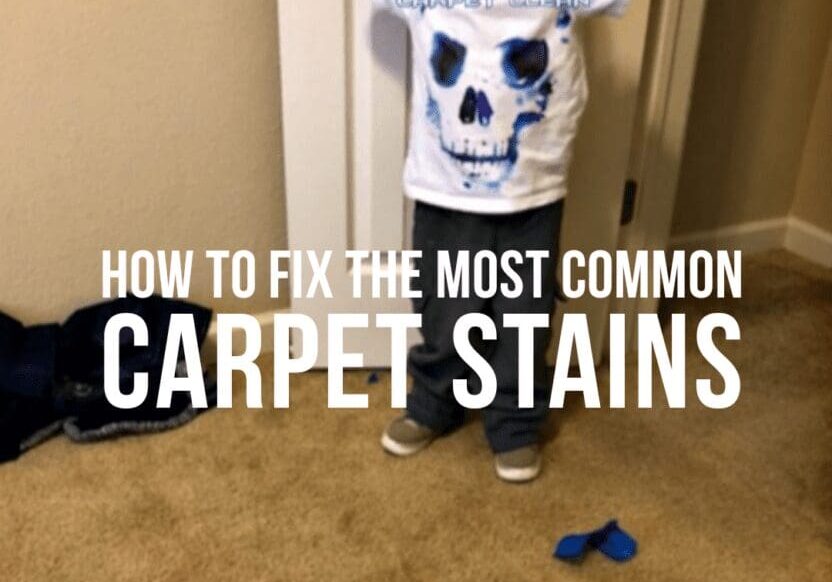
[784,217,832,268]
[670,217,789,254]
[671,217,832,268]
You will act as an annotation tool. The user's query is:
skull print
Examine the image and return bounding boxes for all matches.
[420,9,573,191]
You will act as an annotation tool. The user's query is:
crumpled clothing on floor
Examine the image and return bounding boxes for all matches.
[0,313,63,462]
[0,296,214,464]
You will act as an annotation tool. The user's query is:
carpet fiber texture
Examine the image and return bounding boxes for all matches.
[1,251,830,581]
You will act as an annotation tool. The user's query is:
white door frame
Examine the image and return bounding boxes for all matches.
[275,1,411,367]
[610,0,708,355]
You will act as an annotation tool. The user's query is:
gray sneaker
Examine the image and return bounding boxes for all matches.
[494,445,542,483]
[381,416,437,457]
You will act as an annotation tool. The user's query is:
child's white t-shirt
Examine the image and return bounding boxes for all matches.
[377,0,629,214]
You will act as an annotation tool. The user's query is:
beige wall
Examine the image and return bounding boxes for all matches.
[672,0,832,236]
[0,1,286,325]
[791,35,832,233]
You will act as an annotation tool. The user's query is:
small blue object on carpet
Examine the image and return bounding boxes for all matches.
[554,520,637,563]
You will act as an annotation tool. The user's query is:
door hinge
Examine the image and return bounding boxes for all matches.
[620,179,638,226]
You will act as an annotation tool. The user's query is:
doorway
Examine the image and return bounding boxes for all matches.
[276,0,706,367]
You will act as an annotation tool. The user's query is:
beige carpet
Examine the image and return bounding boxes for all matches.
[1,250,830,581]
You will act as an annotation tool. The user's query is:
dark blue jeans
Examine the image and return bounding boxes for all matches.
[406,199,564,453]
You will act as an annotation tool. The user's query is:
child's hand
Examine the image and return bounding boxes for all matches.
[573,0,630,18]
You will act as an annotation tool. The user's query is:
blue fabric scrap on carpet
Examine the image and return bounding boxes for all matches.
[554,520,637,563]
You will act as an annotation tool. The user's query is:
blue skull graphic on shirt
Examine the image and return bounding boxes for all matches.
[423,9,573,191]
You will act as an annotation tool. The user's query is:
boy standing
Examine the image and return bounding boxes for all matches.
[377,0,629,482]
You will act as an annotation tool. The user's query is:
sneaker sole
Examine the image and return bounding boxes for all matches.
[495,461,542,483]
[381,432,432,457]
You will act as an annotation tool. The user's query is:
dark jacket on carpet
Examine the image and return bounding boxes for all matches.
[0,296,214,463]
